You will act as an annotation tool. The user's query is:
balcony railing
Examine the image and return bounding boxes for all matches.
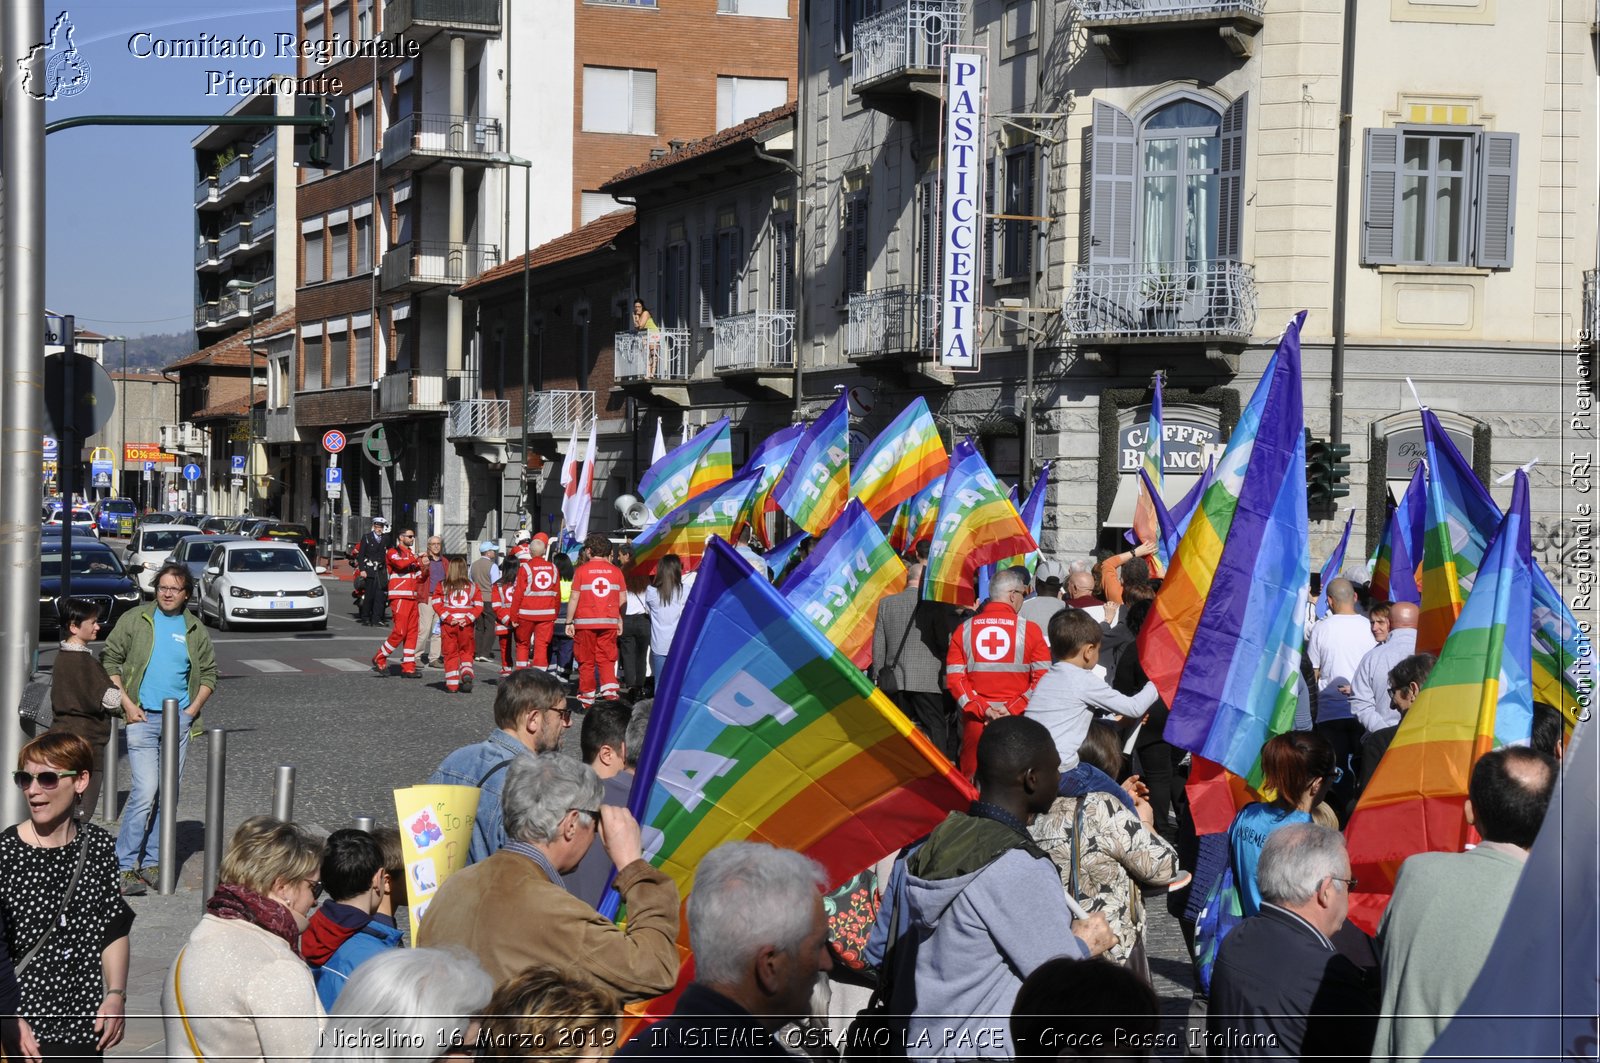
[380,240,500,291]
[526,390,596,437]
[160,422,208,454]
[1584,269,1598,348]
[249,278,276,311]
[195,239,218,268]
[218,153,247,193]
[384,0,502,39]
[852,0,965,90]
[382,113,505,170]
[448,398,513,440]
[713,310,796,373]
[194,303,218,329]
[216,292,248,323]
[195,176,217,206]
[846,286,940,357]
[252,136,275,172]
[1073,0,1265,19]
[378,370,452,415]
[252,202,276,240]
[218,222,250,258]
[614,328,693,382]
[265,408,298,445]
[1065,261,1257,341]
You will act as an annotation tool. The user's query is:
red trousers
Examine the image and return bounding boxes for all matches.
[514,619,556,669]
[440,623,476,691]
[376,598,419,674]
[574,627,620,707]
[959,717,987,779]
[498,631,515,676]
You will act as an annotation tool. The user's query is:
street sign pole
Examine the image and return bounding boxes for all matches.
[60,318,77,604]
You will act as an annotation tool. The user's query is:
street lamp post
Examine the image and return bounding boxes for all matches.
[107,335,128,502]
[226,279,262,516]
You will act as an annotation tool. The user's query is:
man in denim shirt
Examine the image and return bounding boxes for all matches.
[427,669,571,864]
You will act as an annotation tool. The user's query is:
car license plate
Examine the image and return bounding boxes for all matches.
[269,599,298,610]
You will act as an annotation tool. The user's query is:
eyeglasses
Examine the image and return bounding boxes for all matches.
[1329,875,1357,891]
[544,705,574,724]
[157,584,187,594]
[13,770,79,790]
[569,808,600,824]
[305,878,323,899]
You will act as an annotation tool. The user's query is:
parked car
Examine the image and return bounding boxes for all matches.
[94,498,139,537]
[197,541,327,631]
[39,540,141,638]
[199,515,234,535]
[253,522,318,560]
[164,534,248,610]
[44,506,98,539]
[124,523,201,596]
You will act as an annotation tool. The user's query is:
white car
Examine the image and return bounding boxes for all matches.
[45,506,99,539]
[198,541,327,631]
[124,523,201,596]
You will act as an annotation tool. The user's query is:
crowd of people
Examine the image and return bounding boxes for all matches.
[0,523,1578,1063]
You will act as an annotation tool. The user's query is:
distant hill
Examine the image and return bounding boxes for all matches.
[115,331,197,371]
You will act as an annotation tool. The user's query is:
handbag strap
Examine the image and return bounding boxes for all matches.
[1067,799,1086,902]
[13,825,92,977]
[882,601,921,681]
[868,872,906,1008]
[174,948,209,1063]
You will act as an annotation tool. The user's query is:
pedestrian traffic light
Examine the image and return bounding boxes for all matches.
[1306,432,1352,505]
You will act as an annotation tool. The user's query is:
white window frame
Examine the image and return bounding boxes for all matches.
[715,75,788,131]
[582,67,657,136]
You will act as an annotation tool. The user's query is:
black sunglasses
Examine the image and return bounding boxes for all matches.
[13,770,80,790]
[544,705,574,724]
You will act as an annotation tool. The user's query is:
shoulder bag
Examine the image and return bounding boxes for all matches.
[842,881,908,1063]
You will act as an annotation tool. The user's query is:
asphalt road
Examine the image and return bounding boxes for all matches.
[51,554,1203,1058]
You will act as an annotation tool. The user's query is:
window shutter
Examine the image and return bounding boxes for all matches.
[1473,131,1517,270]
[1023,146,1039,276]
[1216,93,1247,262]
[919,178,940,293]
[843,195,869,295]
[1361,129,1402,265]
[773,216,794,312]
[984,154,997,279]
[1087,100,1135,265]
[632,71,657,136]
[698,233,715,325]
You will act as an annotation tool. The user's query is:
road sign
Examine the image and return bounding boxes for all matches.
[94,472,111,488]
[322,430,346,454]
[231,455,246,473]
[183,463,202,482]
[44,352,116,438]
[326,467,343,486]
[143,461,154,473]
[43,437,58,461]
[231,477,244,489]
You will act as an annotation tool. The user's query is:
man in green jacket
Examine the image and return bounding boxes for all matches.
[104,561,218,895]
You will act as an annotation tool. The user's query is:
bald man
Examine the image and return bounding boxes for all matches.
[1306,577,1376,816]
[1349,601,1420,733]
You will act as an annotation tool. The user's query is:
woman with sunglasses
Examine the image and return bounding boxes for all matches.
[1,732,135,1060]
[164,816,326,1062]
[45,597,143,818]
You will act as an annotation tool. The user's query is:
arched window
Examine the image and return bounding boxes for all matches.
[1138,99,1221,271]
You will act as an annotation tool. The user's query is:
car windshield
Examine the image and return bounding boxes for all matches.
[227,548,311,574]
[42,549,123,577]
[140,529,189,552]
[265,524,311,538]
[181,540,216,561]
[104,501,136,515]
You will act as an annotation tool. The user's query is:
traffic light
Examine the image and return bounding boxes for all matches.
[295,95,340,169]
[1306,431,1352,505]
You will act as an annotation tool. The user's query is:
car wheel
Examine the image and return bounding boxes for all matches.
[217,603,232,632]
[200,606,214,627]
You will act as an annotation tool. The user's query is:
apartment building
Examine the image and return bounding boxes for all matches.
[280,0,798,553]
[768,0,1599,577]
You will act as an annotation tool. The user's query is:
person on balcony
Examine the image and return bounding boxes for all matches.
[633,300,661,377]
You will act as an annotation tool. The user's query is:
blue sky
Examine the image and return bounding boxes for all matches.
[43,1,295,337]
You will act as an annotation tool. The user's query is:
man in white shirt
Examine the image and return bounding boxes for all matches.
[1349,601,1419,733]
[1305,578,1376,813]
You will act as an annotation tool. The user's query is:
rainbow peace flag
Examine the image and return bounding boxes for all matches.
[1314,510,1355,619]
[780,500,908,669]
[773,394,850,536]
[1344,470,1535,934]
[1140,457,1217,568]
[850,397,949,520]
[1416,409,1591,718]
[1139,313,1310,807]
[764,530,811,581]
[923,438,1037,608]
[1371,462,1425,604]
[616,536,974,912]
[631,464,762,575]
[638,417,733,520]
[889,477,944,554]
[740,423,805,548]
[1132,376,1166,571]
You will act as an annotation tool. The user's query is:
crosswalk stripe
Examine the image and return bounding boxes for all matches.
[317,658,371,672]
[239,659,301,673]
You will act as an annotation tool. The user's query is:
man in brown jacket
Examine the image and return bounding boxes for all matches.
[417,751,680,1000]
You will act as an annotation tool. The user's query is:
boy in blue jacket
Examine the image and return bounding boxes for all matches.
[301,829,405,1009]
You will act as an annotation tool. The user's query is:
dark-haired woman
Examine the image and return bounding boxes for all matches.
[48,598,141,818]
[1,732,135,1060]
[645,554,695,680]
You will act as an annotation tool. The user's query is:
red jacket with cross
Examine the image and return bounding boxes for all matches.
[945,600,1050,721]
[571,559,624,630]
[512,558,561,623]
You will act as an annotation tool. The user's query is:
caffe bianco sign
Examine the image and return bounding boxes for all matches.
[1117,407,1223,473]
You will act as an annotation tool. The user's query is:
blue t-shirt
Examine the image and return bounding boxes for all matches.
[1228,802,1312,916]
[140,609,193,712]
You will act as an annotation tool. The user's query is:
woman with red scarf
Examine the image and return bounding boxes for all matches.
[163,817,325,1062]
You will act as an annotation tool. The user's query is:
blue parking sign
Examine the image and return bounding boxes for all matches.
[231,455,246,473]
[326,467,343,485]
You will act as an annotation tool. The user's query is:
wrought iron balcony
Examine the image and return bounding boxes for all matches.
[382,113,505,171]
[1065,261,1257,343]
[526,390,596,437]
[218,221,250,258]
[614,328,693,382]
[1073,0,1266,59]
[447,398,513,441]
[195,239,219,268]
[713,310,796,374]
[851,0,965,95]
[1584,269,1598,349]
[384,0,501,42]
[195,176,217,207]
[846,287,939,359]
[381,240,500,291]
[378,370,451,415]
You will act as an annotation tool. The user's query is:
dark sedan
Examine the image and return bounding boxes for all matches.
[40,540,142,638]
